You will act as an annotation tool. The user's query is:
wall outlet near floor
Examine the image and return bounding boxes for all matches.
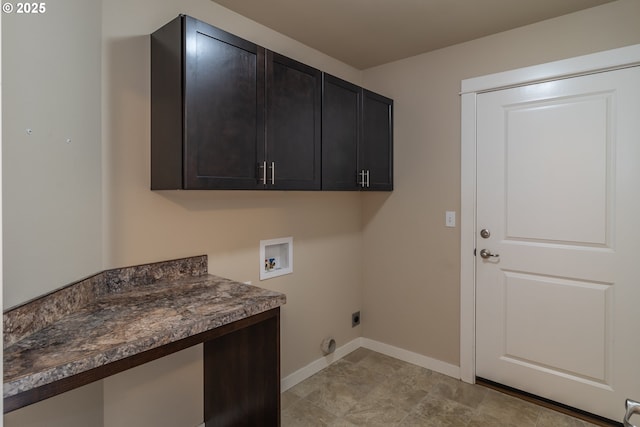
[352,311,361,327]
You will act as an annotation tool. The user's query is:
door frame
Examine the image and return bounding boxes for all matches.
[459,43,640,384]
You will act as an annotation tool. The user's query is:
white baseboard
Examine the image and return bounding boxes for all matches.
[280,337,460,392]
[281,337,363,392]
[360,338,460,379]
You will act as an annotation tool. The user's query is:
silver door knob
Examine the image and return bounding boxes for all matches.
[480,249,499,259]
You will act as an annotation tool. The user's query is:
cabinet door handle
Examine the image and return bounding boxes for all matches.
[261,161,267,185]
[366,170,370,188]
[270,162,275,185]
[359,170,366,187]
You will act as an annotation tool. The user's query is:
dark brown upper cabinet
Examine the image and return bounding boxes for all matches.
[151,15,390,191]
[151,15,265,190]
[265,52,321,190]
[322,74,361,190]
[361,90,394,191]
[322,74,393,191]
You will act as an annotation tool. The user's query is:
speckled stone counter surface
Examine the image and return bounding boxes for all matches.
[3,255,286,402]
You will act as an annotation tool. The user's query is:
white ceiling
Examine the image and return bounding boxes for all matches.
[212,0,616,69]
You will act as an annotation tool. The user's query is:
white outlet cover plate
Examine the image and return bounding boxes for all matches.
[446,211,456,227]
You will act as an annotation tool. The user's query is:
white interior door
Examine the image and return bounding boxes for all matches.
[475,66,640,422]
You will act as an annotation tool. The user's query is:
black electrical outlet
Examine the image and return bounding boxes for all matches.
[352,311,361,327]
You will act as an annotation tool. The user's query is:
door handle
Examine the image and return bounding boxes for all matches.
[479,249,499,259]
[270,162,275,185]
[260,161,267,185]
[359,169,366,187]
[624,399,640,427]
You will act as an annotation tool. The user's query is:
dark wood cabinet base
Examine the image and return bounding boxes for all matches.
[205,309,280,426]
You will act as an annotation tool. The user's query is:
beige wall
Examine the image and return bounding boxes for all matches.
[2,0,102,310]
[361,0,640,366]
[5,0,640,426]
[4,383,103,426]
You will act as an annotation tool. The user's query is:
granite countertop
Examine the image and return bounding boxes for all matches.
[3,256,286,402]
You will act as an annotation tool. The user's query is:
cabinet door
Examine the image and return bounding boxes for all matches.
[361,90,393,191]
[322,74,361,190]
[266,51,321,190]
[184,16,265,189]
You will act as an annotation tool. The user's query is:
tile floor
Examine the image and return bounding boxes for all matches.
[281,348,599,426]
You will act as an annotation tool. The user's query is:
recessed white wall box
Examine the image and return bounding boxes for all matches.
[260,237,293,280]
